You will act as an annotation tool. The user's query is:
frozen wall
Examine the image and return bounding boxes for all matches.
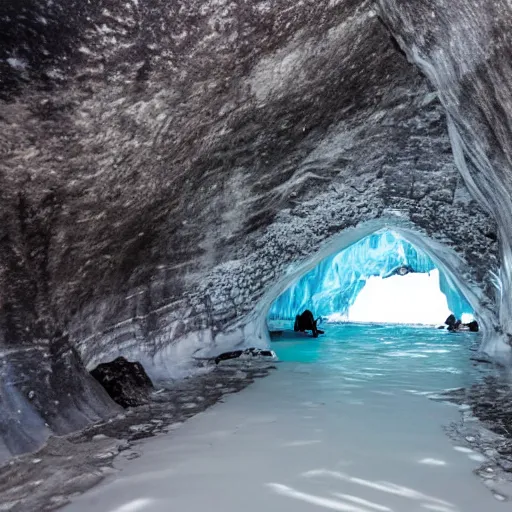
[0,0,506,456]
[268,230,473,322]
[378,0,512,351]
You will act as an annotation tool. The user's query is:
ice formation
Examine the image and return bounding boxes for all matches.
[268,230,473,323]
[1,0,512,457]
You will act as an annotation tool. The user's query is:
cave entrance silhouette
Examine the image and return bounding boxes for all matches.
[265,227,476,333]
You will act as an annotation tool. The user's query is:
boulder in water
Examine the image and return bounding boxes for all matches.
[294,310,324,338]
[214,348,275,365]
[90,357,153,408]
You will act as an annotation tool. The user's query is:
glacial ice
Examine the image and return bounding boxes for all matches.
[268,230,473,323]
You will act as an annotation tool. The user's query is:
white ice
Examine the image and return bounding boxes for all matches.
[65,325,510,512]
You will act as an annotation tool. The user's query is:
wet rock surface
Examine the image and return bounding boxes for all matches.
[437,369,512,499]
[90,356,154,408]
[212,348,276,365]
[0,362,275,512]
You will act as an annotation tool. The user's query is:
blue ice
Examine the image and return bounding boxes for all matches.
[268,230,473,322]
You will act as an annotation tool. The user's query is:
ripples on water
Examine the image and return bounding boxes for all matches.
[271,323,512,456]
[271,323,487,394]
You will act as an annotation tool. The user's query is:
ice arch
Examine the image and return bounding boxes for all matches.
[268,230,473,324]
[247,220,498,355]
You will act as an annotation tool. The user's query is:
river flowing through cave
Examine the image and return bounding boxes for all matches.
[65,324,512,511]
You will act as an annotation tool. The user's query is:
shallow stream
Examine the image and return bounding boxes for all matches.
[66,323,512,511]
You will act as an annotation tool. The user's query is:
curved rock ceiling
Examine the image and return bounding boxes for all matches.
[0,0,510,455]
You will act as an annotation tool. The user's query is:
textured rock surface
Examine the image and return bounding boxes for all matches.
[378,0,512,339]
[90,357,154,408]
[0,0,510,455]
[440,372,512,497]
[0,361,275,511]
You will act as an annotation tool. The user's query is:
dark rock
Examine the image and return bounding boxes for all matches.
[214,348,275,365]
[445,314,479,333]
[467,321,480,332]
[90,357,154,408]
[294,310,324,338]
[0,341,117,458]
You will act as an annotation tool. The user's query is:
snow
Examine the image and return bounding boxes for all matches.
[268,230,473,322]
[64,325,511,512]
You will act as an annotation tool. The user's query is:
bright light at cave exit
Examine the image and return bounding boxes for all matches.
[268,230,475,326]
[343,269,451,325]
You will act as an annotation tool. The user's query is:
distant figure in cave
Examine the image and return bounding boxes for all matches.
[444,314,479,332]
[294,309,324,338]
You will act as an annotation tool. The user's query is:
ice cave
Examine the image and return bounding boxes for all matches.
[267,229,474,327]
[2,0,512,510]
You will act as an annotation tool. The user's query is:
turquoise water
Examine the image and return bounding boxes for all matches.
[270,323,482,393]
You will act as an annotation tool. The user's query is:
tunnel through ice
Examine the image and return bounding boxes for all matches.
[267,229,474,331]
[4,0,512,464]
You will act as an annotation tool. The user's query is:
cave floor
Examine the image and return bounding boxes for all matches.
[64,324,512,512]
[0,362,276,511]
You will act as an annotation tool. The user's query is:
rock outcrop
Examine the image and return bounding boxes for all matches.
[90,357,154,408]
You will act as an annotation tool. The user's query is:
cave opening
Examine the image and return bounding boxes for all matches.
[266,229,476,336]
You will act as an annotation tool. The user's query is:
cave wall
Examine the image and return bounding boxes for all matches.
[0,0,505,455]
[378,0,512,340]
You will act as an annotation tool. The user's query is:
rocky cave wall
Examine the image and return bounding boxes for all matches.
[378,0,512,340]
[0,0,508,455]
